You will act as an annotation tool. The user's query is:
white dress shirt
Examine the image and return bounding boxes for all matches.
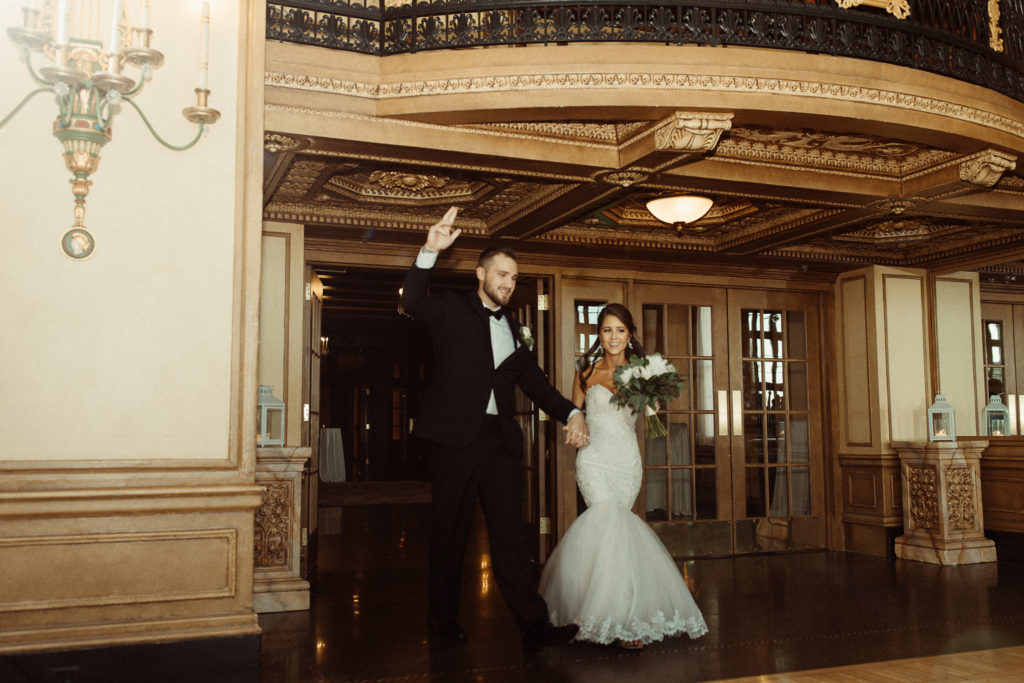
[416,247,510,414]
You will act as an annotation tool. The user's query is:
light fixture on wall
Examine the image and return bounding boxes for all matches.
[646,195,714,235]
[3,0,220,260]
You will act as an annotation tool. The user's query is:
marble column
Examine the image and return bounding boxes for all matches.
[893,440,997,565]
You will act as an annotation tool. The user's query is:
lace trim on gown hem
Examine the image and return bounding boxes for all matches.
[552,609,709,645]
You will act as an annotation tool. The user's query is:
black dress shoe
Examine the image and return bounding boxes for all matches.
[428,621,468,641]
[521,621,579,652]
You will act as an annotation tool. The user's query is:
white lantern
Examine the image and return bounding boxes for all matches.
[927,392,955,442]
[257,385,285,447]
[984,395,1010,437]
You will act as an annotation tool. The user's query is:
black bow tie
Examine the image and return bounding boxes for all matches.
[487,307,504,320]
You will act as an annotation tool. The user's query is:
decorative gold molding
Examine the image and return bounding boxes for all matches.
[267,73,1024,141]
[719,127,954,177]
[264,201,490,234]
[835,0,910,20]
[264,133,302,153]
[600,170,649,187]
[468,121,623,143]
[989,0,1004,51]
[835,218,969,244]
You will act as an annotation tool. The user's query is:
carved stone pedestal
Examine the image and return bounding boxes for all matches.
[254,447,311,613]
[892,440,997,565]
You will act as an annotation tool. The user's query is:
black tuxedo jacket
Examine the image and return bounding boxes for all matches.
[401,262,576,452]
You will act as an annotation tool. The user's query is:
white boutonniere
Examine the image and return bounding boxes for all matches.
[519,325,534,350]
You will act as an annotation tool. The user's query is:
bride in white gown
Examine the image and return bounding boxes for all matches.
[540,304,708,649]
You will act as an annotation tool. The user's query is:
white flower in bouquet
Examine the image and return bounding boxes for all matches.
[610,353,686,439]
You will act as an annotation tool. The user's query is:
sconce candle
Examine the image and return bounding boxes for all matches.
[140,0,150,32]
[199,0,210,91]
[108,0,124,54]
[55,0,69,45]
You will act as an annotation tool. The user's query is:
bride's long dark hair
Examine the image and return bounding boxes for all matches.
[578,303,646,394]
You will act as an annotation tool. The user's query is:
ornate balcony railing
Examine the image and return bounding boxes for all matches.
[267,0,1024,104]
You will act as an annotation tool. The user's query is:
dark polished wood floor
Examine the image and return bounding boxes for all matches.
[258,503,1024,682]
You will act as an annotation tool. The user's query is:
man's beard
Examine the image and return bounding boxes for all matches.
[484,281,511,306]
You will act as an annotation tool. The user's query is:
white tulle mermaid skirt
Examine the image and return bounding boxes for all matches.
[539,500,708,645]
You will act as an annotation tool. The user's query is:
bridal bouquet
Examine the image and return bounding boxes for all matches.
[611,353,686,439]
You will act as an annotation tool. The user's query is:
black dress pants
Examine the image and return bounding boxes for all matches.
[428,415,548,630]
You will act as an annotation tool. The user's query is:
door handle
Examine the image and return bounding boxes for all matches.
[717,390,728,436]
[732,390,743,436]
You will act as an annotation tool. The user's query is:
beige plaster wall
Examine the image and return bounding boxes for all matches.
[881,271,930,443]
[260,222,306,446]
[0,1,239,460]
[934,274,985,436]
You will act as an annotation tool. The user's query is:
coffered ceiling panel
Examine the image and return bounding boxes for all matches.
[264,113,1024,277]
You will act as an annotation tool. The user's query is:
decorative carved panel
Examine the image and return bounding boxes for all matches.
[255,482,291,568]
[907,465,939,531]
[946,466,977,531]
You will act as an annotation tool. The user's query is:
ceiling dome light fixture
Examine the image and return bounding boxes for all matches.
[646,196,714,232]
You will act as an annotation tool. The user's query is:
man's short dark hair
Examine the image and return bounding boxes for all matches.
[478,246,519,269]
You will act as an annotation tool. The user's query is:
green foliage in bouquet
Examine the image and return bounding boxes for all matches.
[610,353,687,438]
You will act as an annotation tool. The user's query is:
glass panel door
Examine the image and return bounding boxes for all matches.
[728,290,825,553]
[559,281,825,557]
[633,285,731,556]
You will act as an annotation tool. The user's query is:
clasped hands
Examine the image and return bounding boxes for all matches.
[563,412,590,448]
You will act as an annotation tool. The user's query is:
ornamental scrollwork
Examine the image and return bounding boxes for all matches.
[255,482,291,568]
[835,0,911,20]
[907,465,938,531]
[959,150,1017,188]
[264,133,302,154]
[945,467,977,531]
[989,0,1003,52]
[654,114,733,153]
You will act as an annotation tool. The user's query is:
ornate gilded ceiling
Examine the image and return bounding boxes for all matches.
[264,111,1024,275]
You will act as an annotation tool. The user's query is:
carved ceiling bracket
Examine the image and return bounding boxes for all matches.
[653,112,734,153]
[959,149,1017,187]
[264,133,303,153]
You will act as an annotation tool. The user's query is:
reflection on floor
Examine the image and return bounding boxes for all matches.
[259,504,1024,682]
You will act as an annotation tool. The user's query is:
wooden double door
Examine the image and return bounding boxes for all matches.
[562,280,826,557]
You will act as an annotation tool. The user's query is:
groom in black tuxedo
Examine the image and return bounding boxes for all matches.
[401,206,589,651]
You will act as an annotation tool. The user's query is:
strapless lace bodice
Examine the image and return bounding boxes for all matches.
[575,384,642,509]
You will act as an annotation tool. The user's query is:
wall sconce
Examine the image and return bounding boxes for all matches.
[983,395,1009,436]
[646,195,714,235]
[257,384,285,447]
[927,392,955,442]
[320,335,330,356]
[3,0,220,259]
